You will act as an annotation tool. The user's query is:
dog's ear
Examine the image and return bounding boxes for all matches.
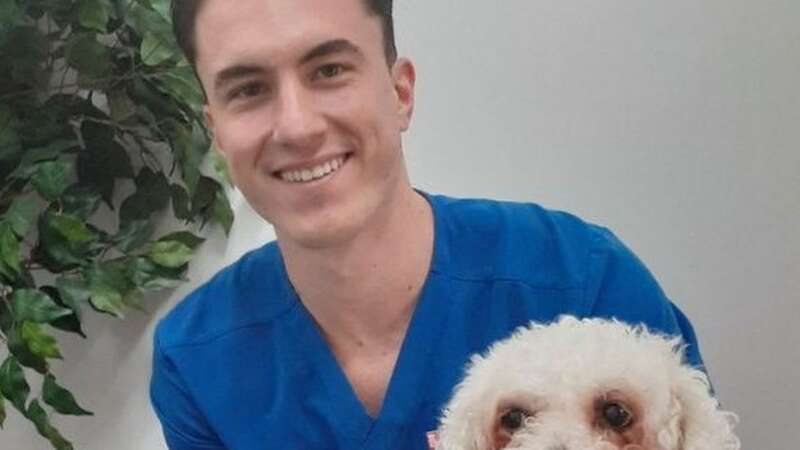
[435,356,497,450]
[658,366,740,450]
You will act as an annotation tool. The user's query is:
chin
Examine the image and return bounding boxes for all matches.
[274,206,368,250]
[435,316,740,450]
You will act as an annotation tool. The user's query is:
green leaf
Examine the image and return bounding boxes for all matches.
[11,289,73,323]
[49,313,86,338]
[136,167,171,203]
[0,355,29,413]
[35,210,100,272]
[87,282,125,318]
[107,89,137,122]
[61,185,102,219]
[32,160,73,201]
[26,399,75,450]
[49,2,78,29]
[120,167,171,223]
[122,288,145,311]
[7,326,48,373]
[49,213,97,244]
[113,219,155,253]
[41,285,86,338]
[43,374,92,416]
[20,322,62,359]
[191,176,219,217]
[9,139,78,183]
[170,183,191,220]
[3,27,48,90]
[15,99,78,150]
[124,1,172,37]
[78,0,110,33]
[0,0,24,29]
[0,296,11,333]
[3,192,40,237]
[156,66,204,107]
[0,295,12,333]
[141,31,175,66]
[85,264,132,318]
[148,0,172,22]
[56,276,90,322]
[129,77,183,124]
[0,106,21,161]
[21,140,79,167]
[212,189,233,235]
[119,194,150,222]
[147,240,193,268]
[158,231,205,249]
[65,33,110,79]
[77,122,133,205]
[172,122,209,194]
[129,257,186,290]
[206,145,232,187]
[0,222,21,278]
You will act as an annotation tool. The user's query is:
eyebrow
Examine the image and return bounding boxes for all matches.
[299,38,363,65]
[213,65,267,91]
[212,39,364,92]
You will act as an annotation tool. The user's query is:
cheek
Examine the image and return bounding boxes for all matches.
[322,80,399,139]
[215,113,271,167]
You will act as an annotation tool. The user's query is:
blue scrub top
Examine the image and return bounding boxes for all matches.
[150,192,704,449]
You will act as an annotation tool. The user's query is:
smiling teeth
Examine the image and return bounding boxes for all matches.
[280,156,345,183]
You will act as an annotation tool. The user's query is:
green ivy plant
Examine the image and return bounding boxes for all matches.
[0,1,233,448]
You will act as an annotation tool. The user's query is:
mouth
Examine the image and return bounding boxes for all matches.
[275,153,351,184]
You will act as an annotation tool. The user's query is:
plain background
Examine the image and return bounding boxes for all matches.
[2,1,798,448]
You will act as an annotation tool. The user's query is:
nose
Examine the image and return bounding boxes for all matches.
[271,79,326,151]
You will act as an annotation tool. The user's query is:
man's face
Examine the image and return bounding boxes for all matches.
[195,0,415,249]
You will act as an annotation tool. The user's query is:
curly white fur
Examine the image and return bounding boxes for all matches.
[436,316,740,450]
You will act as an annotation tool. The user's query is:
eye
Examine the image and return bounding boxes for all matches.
[500,407,528,431]
[314,63,346,80]
[227,82,266,102]
[600,401,633,430]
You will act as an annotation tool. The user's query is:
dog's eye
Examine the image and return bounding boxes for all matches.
[500,407,528,431]
[601,402,633,430]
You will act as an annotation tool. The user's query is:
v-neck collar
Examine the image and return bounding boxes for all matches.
[274,191,452,444]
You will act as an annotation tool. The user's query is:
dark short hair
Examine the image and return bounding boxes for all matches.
[171,0,397,68]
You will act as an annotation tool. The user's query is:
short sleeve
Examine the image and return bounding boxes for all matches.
[150,325,225,450]
[583,226,707,371]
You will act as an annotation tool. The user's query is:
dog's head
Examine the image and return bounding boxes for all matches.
[436,316,739,450]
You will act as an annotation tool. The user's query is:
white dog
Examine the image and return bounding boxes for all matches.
[435,316,740,450]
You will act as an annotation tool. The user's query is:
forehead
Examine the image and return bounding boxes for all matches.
[194,0,380,73]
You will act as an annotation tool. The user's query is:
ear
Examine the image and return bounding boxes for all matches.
[436,356,500,450]
[391,57,416,132]
[659,367,740,450]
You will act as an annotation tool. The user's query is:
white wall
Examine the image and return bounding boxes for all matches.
[2,1,797,448]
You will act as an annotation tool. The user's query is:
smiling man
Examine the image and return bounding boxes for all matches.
[150,1,708,449]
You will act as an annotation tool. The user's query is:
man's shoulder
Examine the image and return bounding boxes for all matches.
[155,241,293,350]
[429,193,600,236]
[427,193,622,289]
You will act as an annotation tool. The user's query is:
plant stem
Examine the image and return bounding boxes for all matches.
[81,116,144,134]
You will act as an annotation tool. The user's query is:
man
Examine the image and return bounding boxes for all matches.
[150,0,706,448]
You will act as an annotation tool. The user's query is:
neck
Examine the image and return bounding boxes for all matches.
[279,186,434,351]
